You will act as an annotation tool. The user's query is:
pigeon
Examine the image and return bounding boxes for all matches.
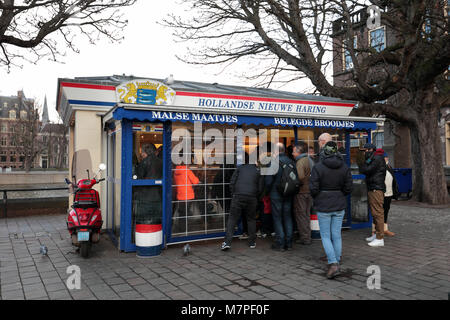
[183,244,190,256]
[40,244,48,256]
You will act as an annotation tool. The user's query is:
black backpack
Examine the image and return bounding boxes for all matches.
[276,161,300,197]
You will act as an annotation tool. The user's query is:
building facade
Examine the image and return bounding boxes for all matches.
[331,5,449,167]
[0,91,68,170]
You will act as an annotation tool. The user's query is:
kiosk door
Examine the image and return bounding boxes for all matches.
[121,121,166,253]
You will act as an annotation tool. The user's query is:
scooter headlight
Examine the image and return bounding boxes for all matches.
[90,215,97,222]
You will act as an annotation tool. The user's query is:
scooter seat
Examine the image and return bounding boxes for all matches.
[73,201,98,208]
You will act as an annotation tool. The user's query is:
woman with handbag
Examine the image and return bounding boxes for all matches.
[368,149,399,237]
[383,151,399,236]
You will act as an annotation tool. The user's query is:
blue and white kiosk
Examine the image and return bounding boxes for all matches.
[57,76,383,255]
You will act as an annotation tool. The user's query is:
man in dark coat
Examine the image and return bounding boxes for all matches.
[221,152,264,250]
[358,143,386,247]
[310,141,353,279]
[265,143,296,251]
[134,143,163,225]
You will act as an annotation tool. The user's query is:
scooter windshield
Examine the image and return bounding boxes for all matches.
[72,149,93,181]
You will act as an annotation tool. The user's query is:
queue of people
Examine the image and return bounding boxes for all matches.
[133,137,397,280]
[219,134,396,280]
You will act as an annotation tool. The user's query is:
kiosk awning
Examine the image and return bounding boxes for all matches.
[111,107,379,130]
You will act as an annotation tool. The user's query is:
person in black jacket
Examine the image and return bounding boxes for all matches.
[221,152,264,250]
[134,143,163,225]
[358,143,387,247]
[310,141,353,279]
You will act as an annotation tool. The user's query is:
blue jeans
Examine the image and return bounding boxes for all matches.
[271,198,293,248]
[317,210,345,264]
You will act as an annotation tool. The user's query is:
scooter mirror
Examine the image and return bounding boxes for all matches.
[99,163,106,171]
[64,178,71,185]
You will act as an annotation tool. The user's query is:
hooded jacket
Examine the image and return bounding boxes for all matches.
[309,153,353,212]
[358,151,386,192]
[173,165,200,201]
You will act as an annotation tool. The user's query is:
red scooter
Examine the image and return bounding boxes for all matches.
[65,164,106,258]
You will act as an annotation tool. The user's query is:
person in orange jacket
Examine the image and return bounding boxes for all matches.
[173,164,200,221]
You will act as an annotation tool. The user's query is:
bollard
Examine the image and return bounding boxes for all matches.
[135,224,162,257]
[310,213,321,240]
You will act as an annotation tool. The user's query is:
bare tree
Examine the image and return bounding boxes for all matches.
[42,123,68,169]
[0,0,137,70]
[11,99,43,172]
[164,0,450,204]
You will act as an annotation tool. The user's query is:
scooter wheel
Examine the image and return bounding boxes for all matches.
[80,242,90,258]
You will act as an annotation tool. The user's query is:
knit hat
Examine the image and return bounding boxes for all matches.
[363,143,377,150]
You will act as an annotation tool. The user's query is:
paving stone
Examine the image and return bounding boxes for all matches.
[1,207,449,300]
[111,283,133,293]
[202,283,223,293]
[48,290,72,300]
[1,290,25,300]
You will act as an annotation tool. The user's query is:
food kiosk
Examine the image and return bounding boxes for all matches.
[57,76,383,254]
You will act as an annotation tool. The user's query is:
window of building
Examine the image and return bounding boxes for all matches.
[1,124,6,133]
[0,156,6,162]
[9,110,16,119]
[343,36,357,70]
[1,137,7,146]
[20,111,27,120]
[10,156,16,163]
[3,102,7,108]
[41,156,48,169]
[369,26,386,52]
[373,131,385,149]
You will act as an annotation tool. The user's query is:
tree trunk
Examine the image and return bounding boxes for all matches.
[409,107,449,205]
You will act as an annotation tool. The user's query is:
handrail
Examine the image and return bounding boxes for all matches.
[1,186,68,218]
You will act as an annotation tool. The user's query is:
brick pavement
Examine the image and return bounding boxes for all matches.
[0,202,449,300]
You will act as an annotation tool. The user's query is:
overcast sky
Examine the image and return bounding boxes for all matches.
[0,1,310,123]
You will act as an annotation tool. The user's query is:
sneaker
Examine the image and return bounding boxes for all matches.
[256,230,262,238]
[221,242,231,251]
[238,233,248,240]
[261,233,268,238]
[270,232,276,237]
[365,234,376,242]
[368,239,384,247]
[249,243,256,249]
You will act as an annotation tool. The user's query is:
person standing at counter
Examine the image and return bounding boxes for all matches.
[134,143,163,225]
[292,141,314,245]
[310,141,353,279]
[359,143,386,247]
[173,161,200,221]
[265,143,296,251]
[221,152,264,250]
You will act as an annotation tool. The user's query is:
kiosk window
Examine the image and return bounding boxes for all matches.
[171,122,237,237]
[132,123,163,180]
